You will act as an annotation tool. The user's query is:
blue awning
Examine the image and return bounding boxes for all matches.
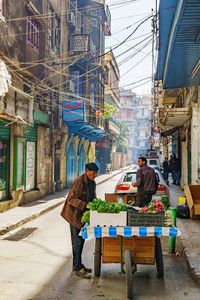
[66,123,107,142]
[155,0,178,81]
[156,0,200,88]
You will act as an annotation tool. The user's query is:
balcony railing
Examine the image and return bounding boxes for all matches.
[69,35,96,57]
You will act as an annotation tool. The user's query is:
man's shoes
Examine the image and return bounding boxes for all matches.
[75,267,91,279]
[73,265,92,273]
[82,265,92,273]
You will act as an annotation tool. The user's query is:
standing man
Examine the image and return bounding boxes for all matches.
[169,154,176,184]
[61,162,99,279]
[163,157,169,185]
[132,157,158,207]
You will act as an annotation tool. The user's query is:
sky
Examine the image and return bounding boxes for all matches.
[106,0,156,96]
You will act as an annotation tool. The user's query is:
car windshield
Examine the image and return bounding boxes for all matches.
[123,172,137,182]
[149,159,158,165]
[123,172,160,183]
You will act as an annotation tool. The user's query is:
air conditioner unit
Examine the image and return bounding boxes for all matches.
[66,80,75,93]
[67,12,76,26]
[69,80,75,93]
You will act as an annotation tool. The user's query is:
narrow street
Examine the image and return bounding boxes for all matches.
[0,174,200,300]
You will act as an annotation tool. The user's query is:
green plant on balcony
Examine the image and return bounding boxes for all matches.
[104,101,117,120]
[116,121,129,154]
[0,179,6,191]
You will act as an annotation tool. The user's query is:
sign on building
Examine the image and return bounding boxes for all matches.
[62,99,85,122]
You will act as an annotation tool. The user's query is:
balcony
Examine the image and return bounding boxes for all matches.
[107,118,120,136]
[1,85,34,125]
[69,35,96,57]
[162,107,191,127]
[69,34,89,54]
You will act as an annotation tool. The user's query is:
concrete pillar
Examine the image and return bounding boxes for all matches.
[191,105,200,183]
[180,140,188,186]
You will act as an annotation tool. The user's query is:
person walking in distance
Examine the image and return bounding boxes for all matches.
[169,154,176,184]
[61,162,99,279]
[163,157,169,185]
[132,157,158,207]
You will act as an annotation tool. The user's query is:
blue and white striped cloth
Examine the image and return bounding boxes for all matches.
[81,225,181,240]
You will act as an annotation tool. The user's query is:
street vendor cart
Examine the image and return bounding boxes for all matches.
[81,197,180,300]
[81,224,180,300]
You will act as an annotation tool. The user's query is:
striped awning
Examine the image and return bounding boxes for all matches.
[81,225,181,239]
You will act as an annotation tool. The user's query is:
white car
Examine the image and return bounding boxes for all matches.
[115,168,169,199]
[147,158,161,170]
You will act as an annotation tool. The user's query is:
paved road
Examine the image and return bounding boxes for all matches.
[0,174,200,300]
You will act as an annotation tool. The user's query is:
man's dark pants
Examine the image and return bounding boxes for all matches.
[70,224,85,271]
[135,192,153,207]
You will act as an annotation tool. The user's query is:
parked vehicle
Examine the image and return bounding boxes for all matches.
[147,158,161,171]
[115,168,170,200]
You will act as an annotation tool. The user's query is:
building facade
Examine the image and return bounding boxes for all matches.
[0,0,111,211]
[155,0,200,187]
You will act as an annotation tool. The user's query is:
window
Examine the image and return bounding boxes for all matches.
[47,3,54,50]
[123,173,137,182]
[55,15,61,54]
[27,17,40,51]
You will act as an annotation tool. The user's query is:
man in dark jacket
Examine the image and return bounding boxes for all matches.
[61,162,99,279]
[163,157,169,185]
[132,156,158,207]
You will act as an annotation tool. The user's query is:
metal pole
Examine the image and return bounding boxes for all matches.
[169,207,177,253]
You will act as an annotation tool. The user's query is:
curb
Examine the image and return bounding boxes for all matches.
[177,219,200,284]
[0,168,126,236]
[183,249,200,284]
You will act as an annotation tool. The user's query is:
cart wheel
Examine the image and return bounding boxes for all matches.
[94,238,102,277]
[124,249,133,300]
[155,237,164,278]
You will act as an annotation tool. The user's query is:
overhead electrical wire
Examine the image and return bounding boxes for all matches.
[1,14,155,92]
[1,1,155,118]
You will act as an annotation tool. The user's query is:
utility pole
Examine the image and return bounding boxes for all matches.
[150,0,158,149]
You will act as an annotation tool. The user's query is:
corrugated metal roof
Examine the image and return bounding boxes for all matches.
[155,0,178,80]
[157,0,200,88]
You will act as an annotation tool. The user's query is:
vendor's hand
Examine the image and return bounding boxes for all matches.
[131,182,136,187]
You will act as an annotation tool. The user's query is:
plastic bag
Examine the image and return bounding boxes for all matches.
[176,204,190,219]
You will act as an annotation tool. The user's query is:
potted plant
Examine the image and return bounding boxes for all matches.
[0,179,6,199]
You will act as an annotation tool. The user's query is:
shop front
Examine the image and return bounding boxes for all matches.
[0,120,10,200]
[13,124,37,192]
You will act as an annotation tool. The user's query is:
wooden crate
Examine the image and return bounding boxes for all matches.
[105,193,136,204]
[102,236,155,265]
[184,185,200,219]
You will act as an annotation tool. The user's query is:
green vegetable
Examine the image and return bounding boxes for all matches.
[81,210,90,224]
[81,199,128,224]
[161,195,169,210]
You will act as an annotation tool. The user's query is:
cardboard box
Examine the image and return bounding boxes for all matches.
[90,211,127,226]
[105,193,136,205]
[184,185,200,218]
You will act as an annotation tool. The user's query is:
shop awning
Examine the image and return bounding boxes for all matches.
[0,112,32,126]
[162,108,190,127]
[67,123,107,142]
[5,85,34,124]
[156,0,200,88]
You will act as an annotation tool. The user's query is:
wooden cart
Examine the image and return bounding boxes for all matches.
[94,234,163,300]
